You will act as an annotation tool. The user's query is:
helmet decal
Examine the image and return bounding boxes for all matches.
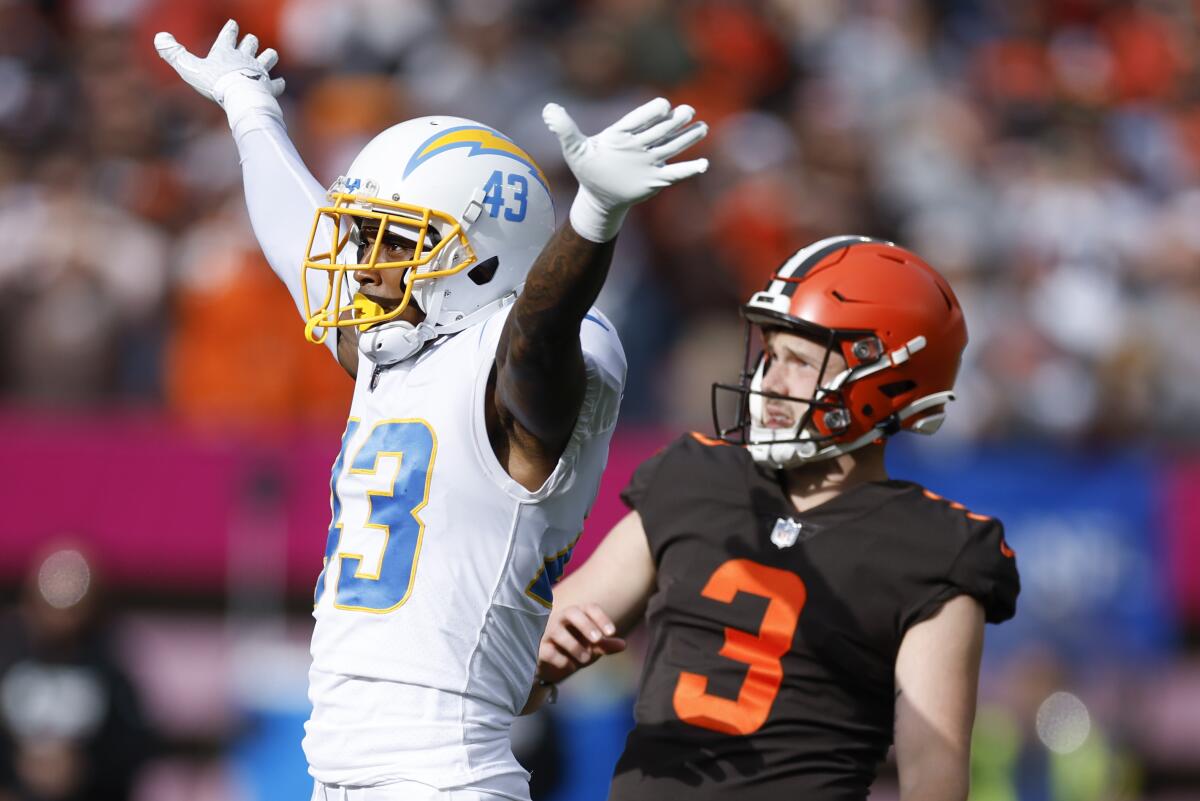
[403,125,550,194]
[767,236,867,297]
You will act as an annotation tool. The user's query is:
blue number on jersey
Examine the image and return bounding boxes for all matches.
[482,170,506,218]
[504,174,528,222]
[316,419,437,612]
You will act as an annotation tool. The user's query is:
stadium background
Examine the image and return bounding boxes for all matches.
[0,0,1197,799]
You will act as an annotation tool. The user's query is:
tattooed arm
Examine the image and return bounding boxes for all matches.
[489,98,708,490]
[489,227,614,489]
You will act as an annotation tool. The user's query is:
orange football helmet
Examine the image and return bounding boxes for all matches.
[712,235,968,467]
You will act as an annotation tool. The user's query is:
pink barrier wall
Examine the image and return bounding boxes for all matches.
[0,412,669,594]
[566,428,670,573]
[1166,461,1200,626]
[7,411,1200,632]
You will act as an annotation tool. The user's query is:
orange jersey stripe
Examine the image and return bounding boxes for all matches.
[690,431,730,447]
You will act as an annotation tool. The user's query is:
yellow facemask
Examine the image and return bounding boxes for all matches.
[301,182,478,345]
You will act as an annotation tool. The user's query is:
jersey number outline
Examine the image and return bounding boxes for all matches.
[314,418,437,613]
[524,534,581,609]
[672,558,807,735]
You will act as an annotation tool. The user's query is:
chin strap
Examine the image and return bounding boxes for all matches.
[353,289,441,367]
[747,437,818,470]
[359,318,438,366]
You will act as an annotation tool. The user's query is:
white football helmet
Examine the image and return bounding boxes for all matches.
[301,116,555,362]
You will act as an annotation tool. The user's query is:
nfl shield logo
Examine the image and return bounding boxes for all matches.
[770,517,803,549]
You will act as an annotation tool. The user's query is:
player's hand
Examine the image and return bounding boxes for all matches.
[543,97,708,243]
[536,603,626,685]
[154,19,284,109]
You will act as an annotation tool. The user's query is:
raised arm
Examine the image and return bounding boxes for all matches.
[155,20,358,375]
[521,511,657,714]
[893,594,986,801]
[492,100,707,490]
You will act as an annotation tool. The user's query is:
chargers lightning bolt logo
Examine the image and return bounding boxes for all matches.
[403,126,550,195]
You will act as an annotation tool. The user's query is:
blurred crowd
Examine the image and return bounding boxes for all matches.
[1,0,1199,441]
[3,3,1200,799]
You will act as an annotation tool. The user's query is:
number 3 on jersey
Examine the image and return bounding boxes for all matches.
[673,559,807,735]
[315,419,437,613]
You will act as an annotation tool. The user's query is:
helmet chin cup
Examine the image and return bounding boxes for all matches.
[747,426,821,470]
[359,318,437,366]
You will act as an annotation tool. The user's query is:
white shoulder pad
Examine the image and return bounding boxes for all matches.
[578,308,626,436]
[580,309,627,392]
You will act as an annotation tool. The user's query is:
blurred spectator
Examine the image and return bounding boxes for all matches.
[0,152,168,406]
[0,548,153,801]
[972,649,1140,801]
[164,198,351,426]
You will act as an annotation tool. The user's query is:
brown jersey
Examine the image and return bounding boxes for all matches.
[609,433,1019,801]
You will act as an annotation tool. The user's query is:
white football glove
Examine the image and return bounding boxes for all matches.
[544,98,709,243]
[154,19,285,127]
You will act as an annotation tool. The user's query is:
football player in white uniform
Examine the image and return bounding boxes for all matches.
[154,19,708,801]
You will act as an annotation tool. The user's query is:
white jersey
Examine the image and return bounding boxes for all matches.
[303,304,625,792]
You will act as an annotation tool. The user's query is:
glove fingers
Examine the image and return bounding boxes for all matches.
[269,77,286,97]
[154,32,201,73]
[649,122,709,162]
[655,158,709,184]
[153,31,181,57]
[153,33,203,79]
[634,104,695,147]
[212,18,239,54]
[543,103,587,158]
[613,97,671,134]
[257,47,279,71]
[238,33,259,57]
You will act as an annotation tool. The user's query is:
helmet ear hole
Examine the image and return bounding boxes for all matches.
[467,256,500,286]
[879,379,916,398]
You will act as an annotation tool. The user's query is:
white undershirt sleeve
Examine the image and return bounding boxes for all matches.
[229,106,345,356]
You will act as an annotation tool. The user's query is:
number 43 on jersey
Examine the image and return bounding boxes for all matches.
[315,418,437,613]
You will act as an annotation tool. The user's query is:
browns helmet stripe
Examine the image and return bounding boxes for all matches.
[767,236,882,298]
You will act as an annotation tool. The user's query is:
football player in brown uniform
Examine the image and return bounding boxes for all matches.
[524,236,1020,801]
